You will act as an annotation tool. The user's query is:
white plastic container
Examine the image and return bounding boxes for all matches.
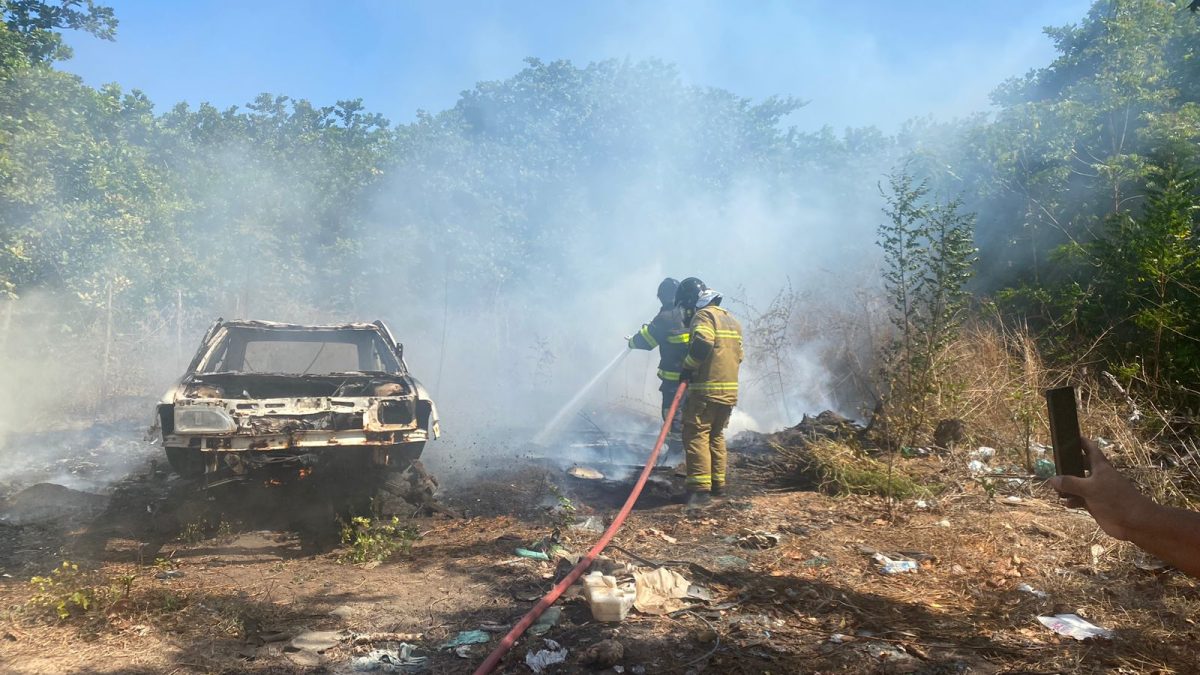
[582,571,635,622]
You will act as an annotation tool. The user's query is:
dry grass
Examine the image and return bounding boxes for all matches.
[930,321,1198,508]
[770,438,934,500]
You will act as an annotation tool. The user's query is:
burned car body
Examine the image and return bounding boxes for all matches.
[155,319,439,479]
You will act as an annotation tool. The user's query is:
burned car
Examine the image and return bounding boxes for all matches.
[155,319,439,479]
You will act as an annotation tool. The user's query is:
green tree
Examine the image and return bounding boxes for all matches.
[1089,157,1200,390]
[877,169,977,445]
[2,0,116,63]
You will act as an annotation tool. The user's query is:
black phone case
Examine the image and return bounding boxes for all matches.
[1046,386,1085,477]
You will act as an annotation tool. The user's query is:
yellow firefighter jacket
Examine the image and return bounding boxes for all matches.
[681,304,743,405]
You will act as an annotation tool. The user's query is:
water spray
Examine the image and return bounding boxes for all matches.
[531,348,630,446]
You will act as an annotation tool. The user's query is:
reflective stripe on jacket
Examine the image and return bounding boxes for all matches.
[628,305,690,382]
[683,305,743,404]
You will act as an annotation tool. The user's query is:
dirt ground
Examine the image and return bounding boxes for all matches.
[1,438,1198,674]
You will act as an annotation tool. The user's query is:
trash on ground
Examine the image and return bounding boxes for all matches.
[529,606,562,636]
[686,583,714,602]
[155,570,184,580]
[351,632,423,645]
[290,629,345,653]
[1037,613,1113,641]
[971,447,996,461]
[350,644,428,672]
[583,571,636,621]
[1016,583,1049,599]
[633,567,694,615]
[715,555,750,569]
[1002,496,1023,504]
[515,548,551,561]
[525,639,569,673]
[1033,458,1056,478]
[802,556,834,568]
[452,645,474,658]
[567,466,605,480]
[735,530,781,549]
[967,460,988,474]
[580,639,624,668]
[570,516,605,533]
[872,553,918,574]
[438,630,490,649]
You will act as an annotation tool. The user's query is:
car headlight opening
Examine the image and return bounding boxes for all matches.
[174,406,236,434]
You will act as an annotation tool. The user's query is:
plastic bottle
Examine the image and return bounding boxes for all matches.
[582,571,634,621]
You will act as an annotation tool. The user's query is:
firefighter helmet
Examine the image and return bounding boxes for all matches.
[657,277,679,306]
[674,277,707,309]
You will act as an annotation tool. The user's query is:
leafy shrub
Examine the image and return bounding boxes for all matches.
[27,561,117,621]
[338,516,419,564]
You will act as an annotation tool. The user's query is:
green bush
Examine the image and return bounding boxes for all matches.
[338,516,419,564]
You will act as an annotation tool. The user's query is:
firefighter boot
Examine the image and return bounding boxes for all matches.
[685,490,713,510]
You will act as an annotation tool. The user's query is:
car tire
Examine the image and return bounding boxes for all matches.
[165,446,205,477]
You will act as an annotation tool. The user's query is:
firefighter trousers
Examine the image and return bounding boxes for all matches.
[683,397,732,492]
[661,381,685,453]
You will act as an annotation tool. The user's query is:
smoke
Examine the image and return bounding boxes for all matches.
[346,87,897,485]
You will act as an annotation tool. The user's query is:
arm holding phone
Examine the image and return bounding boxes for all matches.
[1052,438,1200,578]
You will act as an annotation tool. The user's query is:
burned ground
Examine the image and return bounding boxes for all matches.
[1,425,1198,674]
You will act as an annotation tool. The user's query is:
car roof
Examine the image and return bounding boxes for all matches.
[219,320,384,331]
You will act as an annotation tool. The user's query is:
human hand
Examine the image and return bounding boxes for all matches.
[678,369,693,383]
[1050,438,1154,541]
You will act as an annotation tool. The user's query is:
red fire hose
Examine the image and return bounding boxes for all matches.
[472,383,688,675]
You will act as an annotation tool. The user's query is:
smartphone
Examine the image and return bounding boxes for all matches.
[1046,386,1086,478]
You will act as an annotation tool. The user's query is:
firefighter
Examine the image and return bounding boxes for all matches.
[675,277,743,508]
[628,278,690,452]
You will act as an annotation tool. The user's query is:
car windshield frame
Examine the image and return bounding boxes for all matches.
[194,326,403,375]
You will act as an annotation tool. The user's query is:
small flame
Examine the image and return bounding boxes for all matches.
[298,467,312,479]
[264,478,284,487]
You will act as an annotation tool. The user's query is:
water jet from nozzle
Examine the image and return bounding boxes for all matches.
[531,349,630,446]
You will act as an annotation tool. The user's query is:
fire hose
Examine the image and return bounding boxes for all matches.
[472,382,688,675]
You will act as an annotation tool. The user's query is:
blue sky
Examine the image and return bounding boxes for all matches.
[63,1,1093,132]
